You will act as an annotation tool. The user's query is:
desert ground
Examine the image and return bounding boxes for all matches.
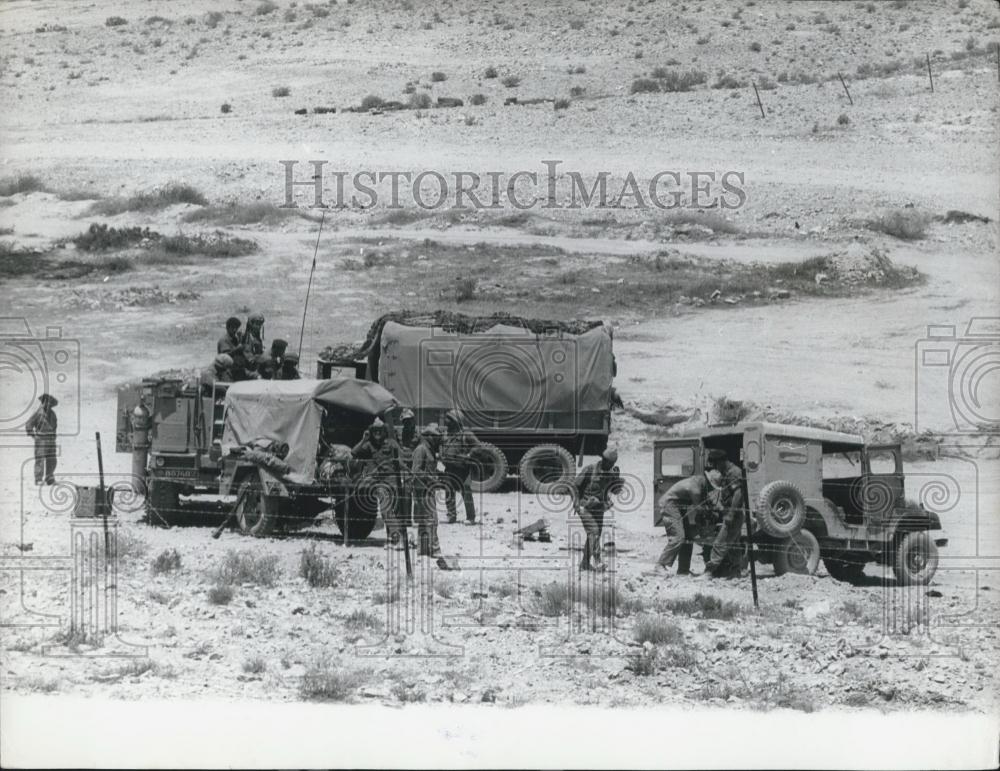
[1,0,999,717]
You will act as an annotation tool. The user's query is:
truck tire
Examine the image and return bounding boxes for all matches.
[235,477,276,537]
[755,480,806,538]
[823,551,868,583]
[469,443,508,494]
[146,480,181,527]
[333,500,378,543]
[518,444,575,494]
[893,531,939,585]
[773,529,820,576]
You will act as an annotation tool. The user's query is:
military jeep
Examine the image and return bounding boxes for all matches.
[653,421,947,585]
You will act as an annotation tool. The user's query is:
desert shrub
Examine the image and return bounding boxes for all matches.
[757,75,777,90]
[214,550,280,586]
[151,548,182,575]
[255,1,278,15]
[205,11,224,28]
[713,73,746,89]
[630,77,660,94]
[73,223,158,251]
[837,112,850,126]
[554,98,570,110]
[242,657,267,674]
[112,530,148,562]
[661,593,740,620]
[469,93,487,105]
[299,659,365,701]
[536,582,571,616]
[569,86,585,97]
[430,71,447,82]
[501,75,521,88]
[105,16,128,27]
[87,183,208,215]
[360,94,385,110]
[207,584,234,604]
[749,41,762,52]
[628,645,659,676]
[299,545,338,588]
[634,616,685,645]
[157,232,258,258]
[221,102,232,114]
[345,609,383,631]
[869,208,931,240]
[180,201,294,226]
[408,92,431,109]
[0,174,47,196]
[272,85,291,97]
[484,66,498,78]
[569,19,584,30]
[372,585,401,604]
[655,69,707,92]
[455,276,477,302]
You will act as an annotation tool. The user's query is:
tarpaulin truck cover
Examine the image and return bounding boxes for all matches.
[222,378,398,478]
[377,321,613,425]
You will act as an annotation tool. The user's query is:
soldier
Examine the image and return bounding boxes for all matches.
[25,394,58,486]
[352,418,404,543]
[277,351,301,380]
[703,449,747,578]
[653,473,713,577]
[440,409,481,524]
[218,316,253,380]
[242,312,265,360]
[201,354,234,387]
[395,409,419,532]
[410,423,444,557]
[258,339,287,380]
[572,448,622,571]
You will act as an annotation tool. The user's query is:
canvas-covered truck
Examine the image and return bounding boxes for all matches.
[317,311,616,493]
[116,376,398,538]
[653,421,948,585]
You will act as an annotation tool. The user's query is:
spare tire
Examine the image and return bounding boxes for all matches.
[234,476,277,537]
[518,444,575,494]
[468,443,509,494]
[773,529,821,576]
[755,480,806,538]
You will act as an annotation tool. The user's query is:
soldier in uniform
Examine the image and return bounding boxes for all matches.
[703,449,747,578]
[242,312,265,362]
[572,448,622,572]
[410,423,444,557]
[258,339,287,380]
[277,351,301,380]
[395,409,419,533]
[218,316,253,380]
[200,353,234,388]
[440,409,481,524]
[25,394,58,486]
[352,418,404,544]
[654,473,713,577]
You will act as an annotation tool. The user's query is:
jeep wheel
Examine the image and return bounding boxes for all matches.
[824,551,868,583]
[146,481,182,527]
[518,444,575,494]
[469,443,508,494]
[755,480,806,538]
[234,477,275,537]
[333,499,378,543]
[893,532,939,585]
[773,529,820,576]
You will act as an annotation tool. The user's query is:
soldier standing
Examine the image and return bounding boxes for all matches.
[572,448,622,571]
[25,394,58,486]
[352,418,404,544]
[410,423,444,557]
[654,473,713,577]
[395,409,419,533]
[242,312,265,361]
[441,409,480,524]
[703,449,747,578]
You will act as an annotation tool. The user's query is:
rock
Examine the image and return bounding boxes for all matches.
[931,673,947,684]
[803,600,831,620]
[481,689,498,703]
[452,690,469,703]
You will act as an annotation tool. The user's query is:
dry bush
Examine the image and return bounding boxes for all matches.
[536,582,572,616]
[151,548,182,575]
[181,201,297,226]
[501,75,521,88]
[430,71,447,82]
[214,550,280,586]
[73,223,158,251]
[484,66,498,79]
[345,609,383,631]
[157,231,258,258]
[554,98,570,110]
[660,593,740,620]
[299,545,338,588]
[255,1,278,15]
[207,583,234,604]
[272,85,291,97]
[113,530,149,562]
[869,208,931,240]
[630,78,660,94]
[105,16,128,27]
[360,94,385,110]
[242,656,267,674]
[0,174,47,196]
[87,183,208,215]
[455,276,477,302]
[408,92,431,109]
[299,659,366,701]
[634,616,685,645]
[470,93,487,105]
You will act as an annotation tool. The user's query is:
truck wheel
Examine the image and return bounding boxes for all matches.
[893,532,939,585]
[146,481,181,527]
[469,443,508,494]
[518,444,575,494]
[333,500,377,542]
[773,529,820,576]
[235,477,275,537]
[755,480,806,538]
[823,551,868,583]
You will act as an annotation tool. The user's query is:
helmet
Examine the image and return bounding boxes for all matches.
[400,408,415,421]
[421,423,442,438]
[248,312,265,324]
[602,448,619,465]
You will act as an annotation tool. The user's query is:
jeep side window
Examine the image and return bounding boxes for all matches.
[660,446,695,477]
[822,450,862,479]
[869,450,897,475]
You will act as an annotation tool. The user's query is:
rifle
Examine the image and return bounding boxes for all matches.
[391,446,412,579]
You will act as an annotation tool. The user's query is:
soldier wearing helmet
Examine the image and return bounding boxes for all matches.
[277,351,301,380]
[352,417,405,545]
[242,312,266,363]
[572,447,623,572]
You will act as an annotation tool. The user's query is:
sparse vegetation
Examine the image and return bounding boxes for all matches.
[484,66,498,79]
[151,548,182,575]
[86,184,208,216]
[634,616,685,645]
[255,1,278,15]
[345,609,383,631]
[156,231,259,259]
[869,208,931,240]
[105,16,128,28]
[299,545,338,588]
[501,75,521,88]
[430,71,447,82]
[470,93,487,106]
[207,583,234,604]
[360,94,385,110]
[661,593,740,620]
[299,659,366,701]
[242,656,267,674]
[554,98,570,110]
[73,223,158,251]
[0,174,47,196]
[630,78,660,94]
[455,276,477,302]
[408,92,431,109]
[214,550,281,587]
[181,201,299,226]
[837,113,850,126]
[272,86,291,98]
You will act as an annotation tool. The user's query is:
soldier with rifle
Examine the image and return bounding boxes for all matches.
[410,423,444,558]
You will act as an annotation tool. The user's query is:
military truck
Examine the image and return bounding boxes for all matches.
[317,311,616,494]
[116,376,398,538]
[653,421,947,585]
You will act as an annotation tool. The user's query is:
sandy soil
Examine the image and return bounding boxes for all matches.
[1,0,998,715]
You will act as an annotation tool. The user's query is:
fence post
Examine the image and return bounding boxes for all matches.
[752,82,765,118]
[926,52,934,93]
[838,72,853,105]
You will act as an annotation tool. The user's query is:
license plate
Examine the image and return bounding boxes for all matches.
[157,469,199,479]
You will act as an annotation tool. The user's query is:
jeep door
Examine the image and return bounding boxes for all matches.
[863,444,903,527]
[652,439,702,526]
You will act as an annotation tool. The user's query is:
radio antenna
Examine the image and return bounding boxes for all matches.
[298,209,326,358]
